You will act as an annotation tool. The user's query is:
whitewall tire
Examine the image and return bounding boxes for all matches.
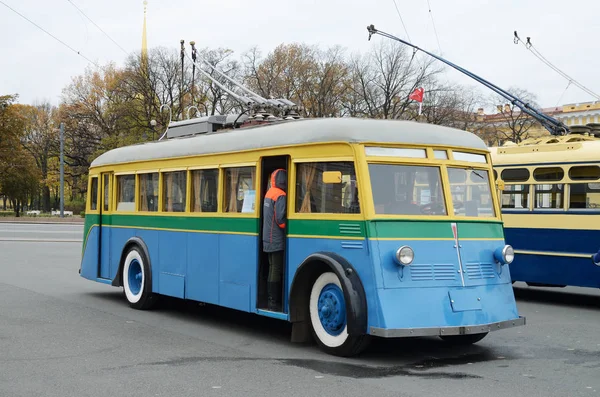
[122,246,156,310]
[309,271,370,356]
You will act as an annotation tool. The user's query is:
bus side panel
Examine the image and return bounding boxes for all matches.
[506,226,600,288]
[186,232,220,305]
[218,234,257,312]
[109,227,136,281]
[287,236,382,332]
[157,230,187,299]
[80,225,100,281]
[100,223,112,279]
[510,255,600,288]
[130,228,158,292]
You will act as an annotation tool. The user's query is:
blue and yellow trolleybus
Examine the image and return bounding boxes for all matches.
[490,134,600,289]
[80,117,525,356]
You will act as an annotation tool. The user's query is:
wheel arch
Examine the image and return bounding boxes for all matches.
[289,252,368,336]
[111,237,153,288]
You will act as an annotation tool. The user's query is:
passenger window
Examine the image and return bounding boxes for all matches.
[90,177,98,211]
[533,167,564,182]
[191,169,218,212]
[296,162,359,214]
[163,171,187,212]
[569,183,600,209]
[224,167,255,213]
[569,165,600,181]
[501,168,530,182]
[116,175,136,211]
[139,173,159,212]
[367,164,444,216]
[534,184,563,209]
[502,184,529,210]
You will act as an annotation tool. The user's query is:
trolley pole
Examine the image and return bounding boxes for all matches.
[60,122,64,218]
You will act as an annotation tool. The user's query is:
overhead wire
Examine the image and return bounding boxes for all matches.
[66,0,129,56]
[426,0,442,54]
[0,0,99,67]
[514,32,600,100]
[391,0,412,42]
[555,81,572,107]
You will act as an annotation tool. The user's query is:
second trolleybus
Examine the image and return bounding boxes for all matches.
[489,134,600,289]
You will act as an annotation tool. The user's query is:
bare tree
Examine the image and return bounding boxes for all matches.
[485,87,541,144]
[419,83,483,131]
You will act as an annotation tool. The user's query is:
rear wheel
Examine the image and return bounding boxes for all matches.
[309,272,369,357]
[123,246,157,310]
[440,332,488,345]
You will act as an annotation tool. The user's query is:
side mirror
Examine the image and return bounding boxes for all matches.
[322,171,342,184]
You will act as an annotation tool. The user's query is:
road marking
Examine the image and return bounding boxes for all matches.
[0,230,82,234]
[0,238,82,243]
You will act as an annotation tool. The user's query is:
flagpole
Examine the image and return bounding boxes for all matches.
[418,102,422,116]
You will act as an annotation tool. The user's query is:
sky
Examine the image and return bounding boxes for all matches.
[1,0,599,109]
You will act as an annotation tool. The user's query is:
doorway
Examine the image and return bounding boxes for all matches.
[257,155,289,312]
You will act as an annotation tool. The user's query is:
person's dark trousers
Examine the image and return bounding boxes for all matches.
[267,251,284,311]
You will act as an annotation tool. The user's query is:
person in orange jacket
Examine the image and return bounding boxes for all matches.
[262,169,287,311]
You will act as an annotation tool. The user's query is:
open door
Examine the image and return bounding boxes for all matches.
[257,155,289,313]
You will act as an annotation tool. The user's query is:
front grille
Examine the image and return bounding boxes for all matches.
[465,262,495,280]
[410,263,457,281]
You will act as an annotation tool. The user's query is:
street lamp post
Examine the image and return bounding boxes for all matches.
[150,119,157,140]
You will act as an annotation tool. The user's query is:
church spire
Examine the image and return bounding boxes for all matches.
[141,1,148,62]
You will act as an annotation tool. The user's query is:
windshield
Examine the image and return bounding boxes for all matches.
[369,164,447,215]
[447,168,496,217]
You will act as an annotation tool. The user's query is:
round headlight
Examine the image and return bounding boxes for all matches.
[502,245,514,264]
[395,245,414,266]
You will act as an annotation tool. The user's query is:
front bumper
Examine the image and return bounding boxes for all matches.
[370,316,526,338]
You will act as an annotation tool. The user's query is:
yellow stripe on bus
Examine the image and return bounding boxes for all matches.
[502,213,599,230]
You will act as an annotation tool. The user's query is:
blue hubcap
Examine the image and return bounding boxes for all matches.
[128,259,143,295]
[317,283,346,336]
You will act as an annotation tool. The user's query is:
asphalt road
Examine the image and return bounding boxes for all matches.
[1,222,600,397]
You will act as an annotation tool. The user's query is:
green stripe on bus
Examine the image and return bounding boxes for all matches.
[288,219,367,237]
[82,214,503,249]
[367,220,504,239]
[84,213,259,235]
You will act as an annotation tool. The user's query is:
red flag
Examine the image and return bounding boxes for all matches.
[409,87,424,103]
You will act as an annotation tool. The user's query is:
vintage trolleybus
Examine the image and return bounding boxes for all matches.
[80,117,525,356]
[489,134,600,289]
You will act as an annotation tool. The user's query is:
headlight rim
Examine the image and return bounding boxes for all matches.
[395,245,414,266]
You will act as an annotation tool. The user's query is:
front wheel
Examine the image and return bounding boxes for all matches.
[309,272,369,357]
[122,246,157,310]
[440,332,488,345]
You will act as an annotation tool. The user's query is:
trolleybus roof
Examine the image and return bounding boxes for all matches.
[91,117,488,167]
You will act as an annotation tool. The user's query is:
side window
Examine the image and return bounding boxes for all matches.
[116,175,136,211]
[502,184,530,209]
[191,169,219,212]
[139,173,159,212]
[533,167,564,182]
[569,165,600,181]
[224,167,255,213]
[163,171,187,212]
[90,177,98,211]
[103,174,110,211]
[296,162,359,214]
[569,183,600,209]
[501,168,530,182]
[534,184,563,209]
